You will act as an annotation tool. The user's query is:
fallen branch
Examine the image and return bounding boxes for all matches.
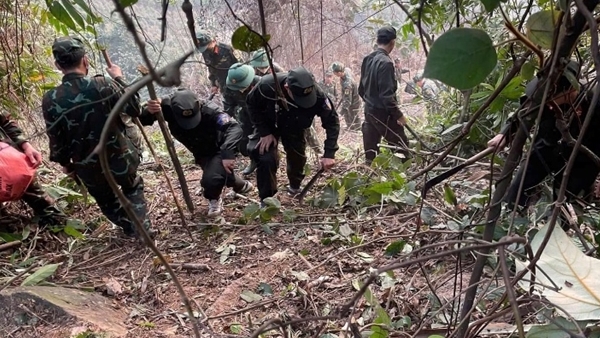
[0,240,21,252]
[137,64,195,214]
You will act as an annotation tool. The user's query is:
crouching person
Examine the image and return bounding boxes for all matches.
[140,88,253,217]
[0,113,66,226]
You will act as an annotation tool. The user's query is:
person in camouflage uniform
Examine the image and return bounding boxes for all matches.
[318,70,338,102]
[0,113,66,226]
[331,62,362,131]
[42,36,151,239]
[223,63,263,176]
[413,70,441,113]
[196,31,241,97]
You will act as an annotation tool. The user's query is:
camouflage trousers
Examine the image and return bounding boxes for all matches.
[305,121,321,154]
[76,168,150,236]
[21,179,66,226]
[341,108,362,131]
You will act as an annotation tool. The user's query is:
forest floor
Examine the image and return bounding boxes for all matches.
[0,97,521,338]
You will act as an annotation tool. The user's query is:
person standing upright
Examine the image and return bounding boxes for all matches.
[196,31,241,106]
[358,26,411,164]
[331,62,362,131]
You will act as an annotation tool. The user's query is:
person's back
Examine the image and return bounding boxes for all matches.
[43,74,139,171]
[42,36,149,240]
[359,49,398,110]
[358,26,410,164]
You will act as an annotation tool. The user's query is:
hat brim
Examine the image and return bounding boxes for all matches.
[293,91,317,109]
[226,74,254,91]
[173,110,202,130]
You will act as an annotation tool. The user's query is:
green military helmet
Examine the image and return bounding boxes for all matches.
[250,49,269,68]
[226,63,255,91]
[196,30,213,53]
[331,62,345,73]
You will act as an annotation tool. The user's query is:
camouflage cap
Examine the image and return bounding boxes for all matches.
[226,63,255,91]
[324,69,334,76]
[331,62,344,73]
[52,36,86,65]
[413,69,425,82]
[250,49,269,68]
[196,31,213,52]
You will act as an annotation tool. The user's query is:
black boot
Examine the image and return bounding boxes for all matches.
[242,159,257,176]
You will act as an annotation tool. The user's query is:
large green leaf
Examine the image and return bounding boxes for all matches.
[60,0,85,28]
[231,25,271,53]
[423,28,497,90]
[527,318,599,338]
[46,0,77,31]
[119,0,139,7]
[526,10,560,49]
[515,225,600,320]
[21,263,60,286]
[480,0,501,12]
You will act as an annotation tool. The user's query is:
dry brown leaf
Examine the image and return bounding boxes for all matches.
[103,277,123,296]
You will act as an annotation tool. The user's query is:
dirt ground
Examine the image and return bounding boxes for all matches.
[0,98,497,338]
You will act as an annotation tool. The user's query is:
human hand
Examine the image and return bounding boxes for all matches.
[146,99,162,114]
[21,142,42,168]
[222,159,235,174]
[106,64,123,79]
[397,115,407,126]
[211,86,219,94]
[256,134,277,155]
[487,133,507,150]
[62,165,75,178]
[320,157,335,171]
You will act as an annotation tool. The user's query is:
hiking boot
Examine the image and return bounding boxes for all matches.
[207,199,223,218]
[242,160,257,176]
[287,185,302,196]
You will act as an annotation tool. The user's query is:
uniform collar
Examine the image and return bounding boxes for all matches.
[376,47,390,56]
[62,72,86,82]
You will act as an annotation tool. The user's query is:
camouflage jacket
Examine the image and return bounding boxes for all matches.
[222,76,262,117]
[0,113,27,148]
[42,73,141,171]
[420,79,440,100]
[318,81,338,102]
[202,43,241,90]
[338,68,361,113]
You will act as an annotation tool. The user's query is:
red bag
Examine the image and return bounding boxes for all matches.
[0,141,36,202]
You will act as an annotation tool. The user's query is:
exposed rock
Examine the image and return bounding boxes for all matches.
[0,286,128,337]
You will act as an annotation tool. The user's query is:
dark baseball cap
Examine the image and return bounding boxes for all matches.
[377,26,397,43]
[52,36,86,65]
[287,67,317,108]
[170,89,202,129]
